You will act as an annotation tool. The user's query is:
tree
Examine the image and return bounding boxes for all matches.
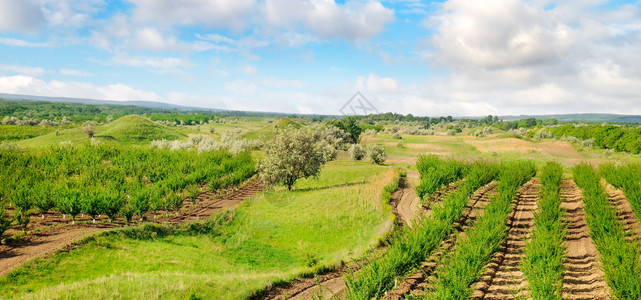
[329,117,361,144]
[83,121,95,138]
[367,144,387,165]
[0,202,11,238]
[259,127,329,190]
[81,188,103,223]
[100,188,124,222]
[57,187,83,224]
[12,183,33,233]
[33,183,54,219]
[130,188,150,221]
[348,144,365,160]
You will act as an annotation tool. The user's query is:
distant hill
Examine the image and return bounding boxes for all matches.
[500,113,641,123]
[18,115,185,148]
[0,92,215,111]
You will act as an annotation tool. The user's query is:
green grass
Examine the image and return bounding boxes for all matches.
[0,125,71,141]
[17,115,185,148]
[0,160,395,299]
[522,162,565,299]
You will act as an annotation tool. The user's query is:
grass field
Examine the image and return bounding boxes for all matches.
[1,160,396,299]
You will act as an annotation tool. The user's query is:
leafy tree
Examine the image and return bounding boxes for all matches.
[367,144,387,165]
[100,187,124,222]
[12,183,32,233]
[348,144,365,160]
[82,188,103,223]
[130,188,150,221]
[0,202,11,238]
[259,127,329,190]
[330,117,361,144]
[32,183,55,219]
[57,187,83,224]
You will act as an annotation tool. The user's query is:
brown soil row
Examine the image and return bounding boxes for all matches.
[560,179,610,300]
[394,170,422,229]
[605,183,641,243]
[0,177,264,277]
[382,182,498,299]
[471,179,539,300]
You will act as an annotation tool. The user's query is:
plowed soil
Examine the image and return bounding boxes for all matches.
[605,183,641,243]
[393,170,421,228]
[471,179,539,300]
[382,182,498,299]
[0,177,263,277]
[560,179,610,300]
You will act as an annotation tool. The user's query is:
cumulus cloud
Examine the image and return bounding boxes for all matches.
[0,75,160,101]
[419,0,641,115]
[110,53,193,69]
[357,73,402,93]
[264,0,395,40]
[0,0,45,34]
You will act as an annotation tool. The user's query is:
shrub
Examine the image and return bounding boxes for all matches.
[82,121,95,138]
[392,133,402,139]
[348,144,365,160]
[367,144,387,164]
[446,129,457,136]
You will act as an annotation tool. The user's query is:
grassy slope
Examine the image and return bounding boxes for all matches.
[17,115,185,148]
[1,160,394,299]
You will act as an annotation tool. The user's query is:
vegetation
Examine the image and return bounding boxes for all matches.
[0,161,395,299]
[550,124,641,154]
[415,155,468,201]
[348,143,366,160]
[345,160,498,299]
[367,144,387,165]
[522,162,565,299]
[600,163,641,226]
[427,161,536,300]
[573,164,641,299]
[0,144,255,227]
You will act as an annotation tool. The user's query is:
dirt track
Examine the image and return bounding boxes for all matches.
[605,183,641,243]
[395,170,422,228]
[560,179,610,300]
[382,182,497,299]
[0,177,263,277]
[471,179,539,300]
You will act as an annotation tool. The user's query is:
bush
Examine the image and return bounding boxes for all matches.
[367,144,387,164]
[446,129,457,136]
[348,144,365,160]
[474,126,493,137]
[392,133,402,139]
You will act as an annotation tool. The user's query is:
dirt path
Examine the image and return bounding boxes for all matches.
[395,170,421,228]
[471,179,539,300]
[560,179,610,300]
[605,183,641,243]
[382,182,498,299]
[0,177,263,277]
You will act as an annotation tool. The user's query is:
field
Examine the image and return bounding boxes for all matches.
[2,108,641,299]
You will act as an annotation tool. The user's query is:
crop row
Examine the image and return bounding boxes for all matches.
[414,155,468,202]
[344,159,498,299]
[426,161,536,299]
[522,162,565,299]
[600,163,641,228]
[0,144,255,236]
[573,164,641,299]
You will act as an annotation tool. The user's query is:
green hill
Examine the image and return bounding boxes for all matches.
[18,115,185,148]
[274,117,301,129]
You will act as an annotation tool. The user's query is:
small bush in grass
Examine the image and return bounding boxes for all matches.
[348,144,365,160]
[392,133,402,139]
[82,121,95,138]
[367,144,387,164]
[446,129,457,136]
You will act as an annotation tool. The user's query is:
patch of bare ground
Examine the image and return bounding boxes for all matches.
[381,182,498,300]
[605,183,641,243]
[393,170,421,228]
[0,177,263,277]
[471,179,539,300]
[560,179,610,300]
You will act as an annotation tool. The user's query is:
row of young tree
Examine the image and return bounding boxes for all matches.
[549,124,641,154]
[0,144,255,236]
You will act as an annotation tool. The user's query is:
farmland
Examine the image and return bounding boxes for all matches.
[2,105,641,299]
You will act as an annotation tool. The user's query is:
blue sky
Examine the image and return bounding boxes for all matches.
[1,0,641,116]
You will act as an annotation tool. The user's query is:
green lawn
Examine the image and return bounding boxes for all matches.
[0,160,394,299]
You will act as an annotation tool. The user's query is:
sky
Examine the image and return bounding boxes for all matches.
[1,0,641,117]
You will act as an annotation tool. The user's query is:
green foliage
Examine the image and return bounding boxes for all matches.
[345,162,498,299]
[428,161,536,300]
[600,163,641,227]
[573,164,641,299]
[348,143,365,160]
[274,117,301,129]
[259,127,331,190]
[98,115,185,143]
[415,155,468,201]
[367,144,387,165]
[329,117,362,144]
[0,144,255,225]
[523,162,565,299]
[0,125,64,141]
[549,124,641,154]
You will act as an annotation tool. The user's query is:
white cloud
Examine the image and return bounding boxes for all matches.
[0,64,45,77]
[262,78,304,88]
[110,53,193,69]
[59,68,94,76]
[0,37,50,47]
[0,0,45,34]
[240,65,258,75]
[357,73,402,93]
[416,0,641,115]
[264,0,395,40]
[0,75,160,101]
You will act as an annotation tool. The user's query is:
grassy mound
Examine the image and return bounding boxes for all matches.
[17,115,185,148]
[97,115,185,143]
[274,117,301,129]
